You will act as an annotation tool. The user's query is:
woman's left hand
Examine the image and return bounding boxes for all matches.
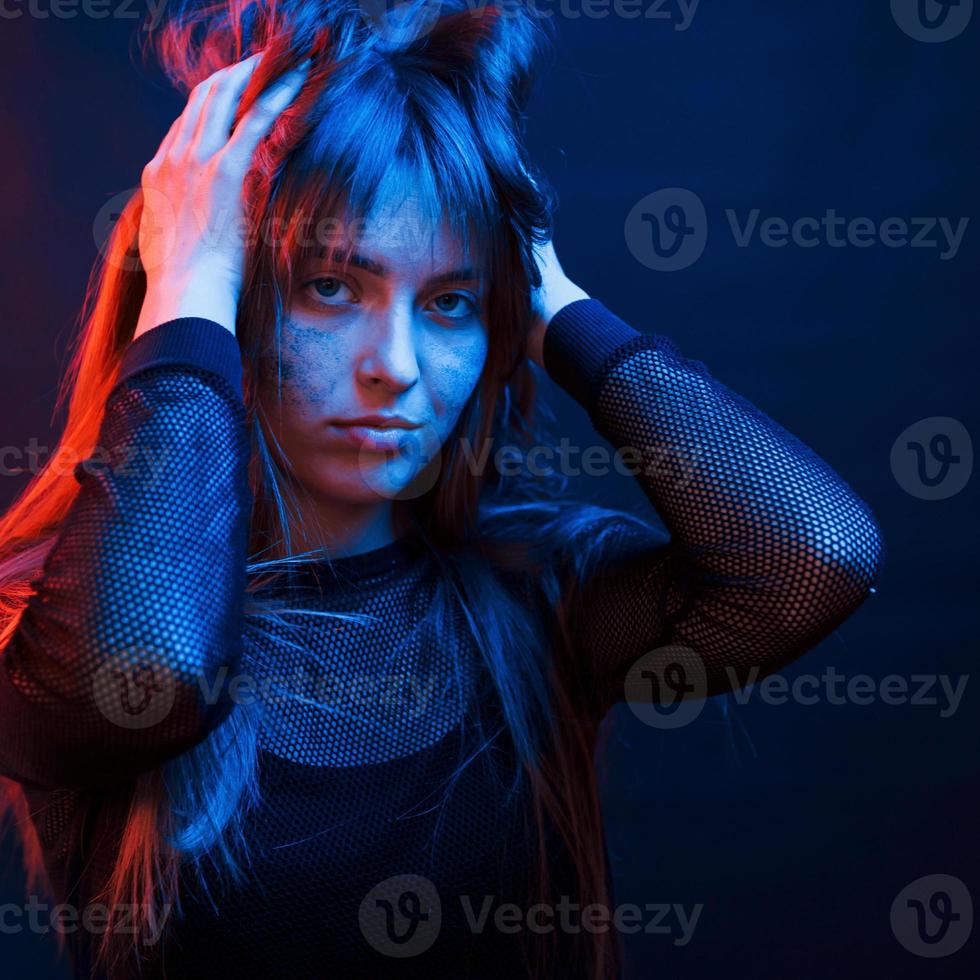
[527,239,590,369]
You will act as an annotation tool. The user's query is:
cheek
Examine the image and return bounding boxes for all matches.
[261,323,345,426]
[425,333,488,423]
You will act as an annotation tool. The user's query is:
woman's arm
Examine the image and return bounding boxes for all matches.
[532,248,884,719]
[0,320,252,788]
[0,54,308,789]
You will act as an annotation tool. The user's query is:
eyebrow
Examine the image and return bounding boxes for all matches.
[311,247,480,291]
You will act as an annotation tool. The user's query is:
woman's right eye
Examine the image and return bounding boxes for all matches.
[303,276,356,305]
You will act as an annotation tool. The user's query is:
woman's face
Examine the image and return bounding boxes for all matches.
[259,194,489,506]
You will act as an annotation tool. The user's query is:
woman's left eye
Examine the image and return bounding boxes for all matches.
[428,293,477,319]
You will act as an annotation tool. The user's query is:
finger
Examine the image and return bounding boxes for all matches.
[218,61,310,170]
[171,52,265,158]
[148,53,265,166]
[168,72,224,158]
[189,51,266,161]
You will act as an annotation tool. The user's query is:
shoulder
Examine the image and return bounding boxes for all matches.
[473,500,668,605]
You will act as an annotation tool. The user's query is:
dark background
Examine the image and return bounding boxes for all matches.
[1,2,977,977]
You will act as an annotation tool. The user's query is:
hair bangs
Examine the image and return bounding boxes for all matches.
[270,60,501,299]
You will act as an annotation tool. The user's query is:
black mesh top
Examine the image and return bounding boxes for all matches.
[0,298,883,979]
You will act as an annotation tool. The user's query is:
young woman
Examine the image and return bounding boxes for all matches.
[0,3,883,978]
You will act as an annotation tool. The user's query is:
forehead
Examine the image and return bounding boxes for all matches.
[310,192,477,278]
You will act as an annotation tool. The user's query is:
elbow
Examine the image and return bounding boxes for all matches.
[699,502,885,696]
[774,499,884,639]
[820,497,884,600]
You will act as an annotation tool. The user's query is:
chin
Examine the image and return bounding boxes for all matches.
[302,452,433,504]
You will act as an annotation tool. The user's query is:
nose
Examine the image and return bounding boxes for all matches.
[354,302,421,394]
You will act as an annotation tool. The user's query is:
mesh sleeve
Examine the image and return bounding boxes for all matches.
[542,298,884,719]
[0,317,252,789]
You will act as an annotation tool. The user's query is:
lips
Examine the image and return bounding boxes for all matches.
[327,422,418,452]
[333,415,422,428]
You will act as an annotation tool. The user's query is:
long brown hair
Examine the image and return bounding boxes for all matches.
[0,3,637,976]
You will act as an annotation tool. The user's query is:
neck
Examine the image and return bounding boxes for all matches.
[280,493,396,560]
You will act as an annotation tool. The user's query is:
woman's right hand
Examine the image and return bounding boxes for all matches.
[134,52,309,339]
